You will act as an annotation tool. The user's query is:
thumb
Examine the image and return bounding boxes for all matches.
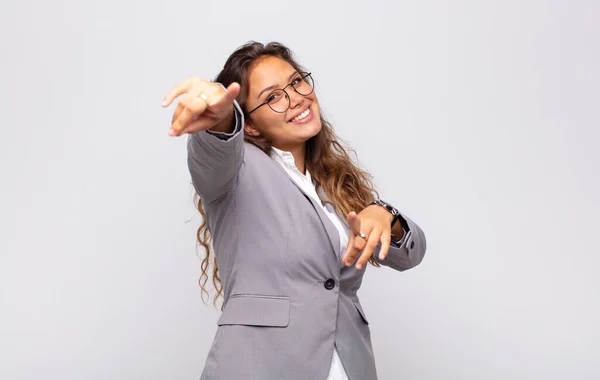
[222,82,240,104]
[346,211,361,233]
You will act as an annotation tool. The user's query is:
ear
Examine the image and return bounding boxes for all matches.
[244,120,260,137]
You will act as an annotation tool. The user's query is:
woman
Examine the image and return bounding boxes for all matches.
[162,41,426,380]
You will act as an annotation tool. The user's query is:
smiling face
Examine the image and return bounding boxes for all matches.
[243,56,322,153]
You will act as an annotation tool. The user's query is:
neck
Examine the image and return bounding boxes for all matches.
[291,145,306,174]
[275,142,306,174]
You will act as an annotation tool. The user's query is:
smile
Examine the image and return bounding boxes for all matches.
[290,107,313,124]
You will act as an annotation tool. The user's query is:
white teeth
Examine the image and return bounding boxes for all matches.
[291,108,311,122]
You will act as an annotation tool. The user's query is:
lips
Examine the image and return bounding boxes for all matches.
[288,105,311,123]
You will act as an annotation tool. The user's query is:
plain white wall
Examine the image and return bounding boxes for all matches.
[2,0,599,379]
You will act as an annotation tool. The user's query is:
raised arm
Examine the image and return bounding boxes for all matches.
[162,78,244,202]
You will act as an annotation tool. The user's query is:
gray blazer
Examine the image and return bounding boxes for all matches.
[188,102,426,380]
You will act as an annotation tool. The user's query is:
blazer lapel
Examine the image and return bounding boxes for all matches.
[305,195,342,259]
[269,159,341,258]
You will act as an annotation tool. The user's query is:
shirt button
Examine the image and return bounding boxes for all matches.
[324,278,336,290]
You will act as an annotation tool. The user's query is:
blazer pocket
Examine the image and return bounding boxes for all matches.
[353,302,369,325]
[217,294,291,327]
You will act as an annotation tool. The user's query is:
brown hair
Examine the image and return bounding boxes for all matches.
[194,41,379,308]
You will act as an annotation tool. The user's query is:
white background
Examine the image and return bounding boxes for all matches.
[1,0,599,379]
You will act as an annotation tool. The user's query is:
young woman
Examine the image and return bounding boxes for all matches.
[162,41,426,380]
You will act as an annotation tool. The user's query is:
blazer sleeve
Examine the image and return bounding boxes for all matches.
[375,213,427,271]
[186,101,245,203]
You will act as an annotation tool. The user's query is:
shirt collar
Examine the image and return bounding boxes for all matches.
[270,146,294,164]
[270,146,310,179]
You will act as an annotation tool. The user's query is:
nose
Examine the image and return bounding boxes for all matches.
[287,89,305,109]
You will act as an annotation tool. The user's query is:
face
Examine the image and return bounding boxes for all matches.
[244,56,322,152]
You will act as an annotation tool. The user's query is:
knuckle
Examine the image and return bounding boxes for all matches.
[182,99,200,112]
[183,101,195,111]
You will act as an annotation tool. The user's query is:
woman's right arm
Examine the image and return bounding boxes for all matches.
[162,78,244,202]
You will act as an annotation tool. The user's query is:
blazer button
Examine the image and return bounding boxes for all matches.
[324,278,336,290]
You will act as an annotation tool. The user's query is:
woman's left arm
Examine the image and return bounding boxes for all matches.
[341,205,427,271]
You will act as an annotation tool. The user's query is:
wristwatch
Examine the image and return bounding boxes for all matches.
[369,199,410,232]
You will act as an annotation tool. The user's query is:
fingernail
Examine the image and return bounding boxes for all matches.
[356,264,363,270]
[168,128,175,136]
[161,100,167,107]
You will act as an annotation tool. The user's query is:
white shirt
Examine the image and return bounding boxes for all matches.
[270,147,351,380]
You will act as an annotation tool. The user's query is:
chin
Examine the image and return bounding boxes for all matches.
[298,118,322,141]
[281,104,322,144]
[309,121,322,138]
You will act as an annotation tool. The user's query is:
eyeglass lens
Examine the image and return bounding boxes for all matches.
[267,73,314,113]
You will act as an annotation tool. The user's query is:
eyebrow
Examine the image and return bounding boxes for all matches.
[258,71,299,99]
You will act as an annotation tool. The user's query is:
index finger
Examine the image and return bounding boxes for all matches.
[355,227,382,270]
[161,78,194,107]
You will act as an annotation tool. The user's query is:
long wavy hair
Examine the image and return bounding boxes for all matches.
[194,41,379,308]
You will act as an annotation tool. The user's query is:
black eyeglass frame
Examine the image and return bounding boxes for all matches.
[247,72,314,115]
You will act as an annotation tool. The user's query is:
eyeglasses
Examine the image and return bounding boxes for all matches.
[247,72,314,115]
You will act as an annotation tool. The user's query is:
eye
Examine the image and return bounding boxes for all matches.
[291,75,302,86]
[266,91,284,103]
